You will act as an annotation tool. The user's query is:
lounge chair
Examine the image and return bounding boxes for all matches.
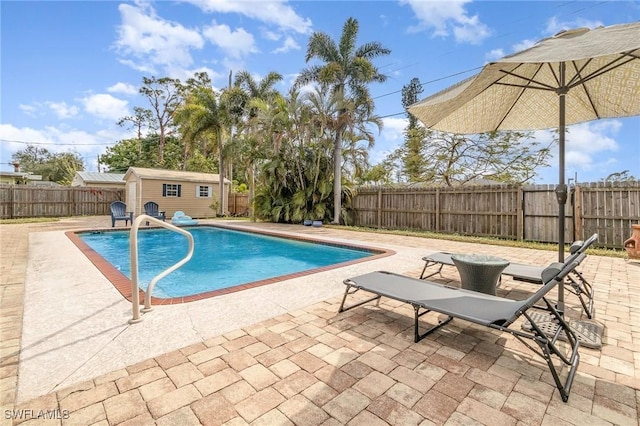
[339,255,584,402]
[110,201,133,227]
[419,233,598,318]
[144,201,166,225]
[171,211,198,226]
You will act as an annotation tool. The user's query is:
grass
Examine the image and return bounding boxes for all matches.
[0,217,61,225]
[326,224,628,259]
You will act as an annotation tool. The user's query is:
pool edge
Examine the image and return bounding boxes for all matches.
[65,224,396,305]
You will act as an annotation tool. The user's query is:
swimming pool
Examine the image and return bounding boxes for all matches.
[72,225,390,301]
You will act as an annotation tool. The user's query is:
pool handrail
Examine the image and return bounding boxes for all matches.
[128,214,195,324]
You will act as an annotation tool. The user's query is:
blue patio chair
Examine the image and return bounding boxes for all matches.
[143,201,166,225]
[110,201,133,227]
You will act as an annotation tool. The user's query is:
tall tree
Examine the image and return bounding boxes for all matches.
[12,145,83,184]
[295,17,391,224]
[402,78,422,130]
[400,78,429,182]
[117,106,155,141]
[174,85,234,215]
[232,70,283,216]
[392,130,554,186]
[602,170,637,182]
[234,71,283,115]
[100,136,184,172]
[139,76,182,165]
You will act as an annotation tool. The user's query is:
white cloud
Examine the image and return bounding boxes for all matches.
[168,66,224,91]
[452,14,490,44]
[117,58,156,75]
[114,3,204,74]
[0,123,130,172]
[400,0,491,44]
[485,48,505,62]
[46,101,79,119]
[202,22,258,59]
[81,94,129,122]
[261,29,280,41]
[534,120,621,173]
[512,39,536,53]
[371,117,408,164]
[485,39,537,67]
[272,36,299,54]
[183,0,312,34]
[19,104,38,117]
[108,82,139,96]
[564,121,620,172]
[545,17,603,37]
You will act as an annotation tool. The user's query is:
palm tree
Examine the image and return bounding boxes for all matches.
[234,71,283,113]
[232,71,283,217]
[174,86,230,215]
[295,17,390,224]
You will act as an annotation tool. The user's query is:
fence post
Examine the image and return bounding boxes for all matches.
[435,188,440,232]
[72,187,78,216]
[376,188,382,229]
[516,186,523,241]
[573,184,583,241]
[9,185,14,219]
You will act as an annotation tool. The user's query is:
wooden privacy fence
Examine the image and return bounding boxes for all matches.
[228,193,249,216]
[352,181,640,249]
[0,185,251,219]
[0,185,126,219]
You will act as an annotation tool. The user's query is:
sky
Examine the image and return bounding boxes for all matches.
[1,0,639,184]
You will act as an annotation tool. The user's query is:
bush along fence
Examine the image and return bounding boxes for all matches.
[351,181,640,250]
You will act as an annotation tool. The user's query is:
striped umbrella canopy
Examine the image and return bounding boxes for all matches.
[408,21,640,310]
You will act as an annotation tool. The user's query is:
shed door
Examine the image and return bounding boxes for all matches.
[127,182,136,215]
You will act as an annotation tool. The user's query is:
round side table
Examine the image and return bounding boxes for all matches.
[451,254,510,295]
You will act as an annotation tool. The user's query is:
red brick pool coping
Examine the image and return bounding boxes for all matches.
[65,223,395,305]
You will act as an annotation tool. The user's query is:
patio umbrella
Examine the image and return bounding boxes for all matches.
[408,21,640,311]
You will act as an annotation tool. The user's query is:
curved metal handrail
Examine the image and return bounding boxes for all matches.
[128,215,195,324]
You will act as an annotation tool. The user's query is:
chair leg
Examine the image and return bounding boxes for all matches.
[419,260,444,279]
[413,306,453,342]
[566,271,594,319]
[338,283,381,313]
[516,301,580,402]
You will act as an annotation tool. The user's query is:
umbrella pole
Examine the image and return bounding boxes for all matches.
[556,62,568,313]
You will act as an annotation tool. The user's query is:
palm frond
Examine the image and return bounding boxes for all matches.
[339,18,359,58]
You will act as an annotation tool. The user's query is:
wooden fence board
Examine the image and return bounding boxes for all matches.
[0,185,125,218]
[576,182,640,249]
[352,182,640,249]
[0,186,251,219]
[228,193,249,216]
[2,182,638,249]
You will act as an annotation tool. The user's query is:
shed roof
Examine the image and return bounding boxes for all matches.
[124,167,231,184]
[76,171,125,183]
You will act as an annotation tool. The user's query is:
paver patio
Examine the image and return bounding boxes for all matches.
[1,217,639,425]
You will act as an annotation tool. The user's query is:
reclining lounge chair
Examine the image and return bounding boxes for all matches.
[339,255,584,402]
[419,233,598,318]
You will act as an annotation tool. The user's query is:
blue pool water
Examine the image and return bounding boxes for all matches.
[79,226,373,298]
